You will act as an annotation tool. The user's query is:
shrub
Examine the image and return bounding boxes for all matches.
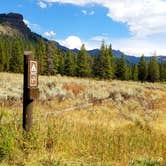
[130,157,162,166]
[0,125,14,161]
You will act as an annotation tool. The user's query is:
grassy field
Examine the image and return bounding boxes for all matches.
[0,72,166,166]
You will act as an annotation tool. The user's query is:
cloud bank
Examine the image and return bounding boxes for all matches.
[59,36,83,49]
[37,0,166,55]
[58,34,166,56]
[23,19,41,31]
[81,10,95,15]
[44,30,56,38]
[38,1,47,8]
[40,0,166,37]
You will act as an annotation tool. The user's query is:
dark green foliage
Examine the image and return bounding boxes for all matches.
[9,38,23,73]
[94,41,113,79]
[148,56,159,82]
[0,124,14,161]
[77,44,91,77]
[108,44,115,78]
[130,157,162,166]
[36,39,47,75]
[115,54,127,80]
[126,66,133,80]
[138,55,148,82]
[0,40,5,71]
[0,35,39,73]
[3,38,12,72]
[132,64,138,81]
[0,34,166,83]
[159,62,166,81]
[58,52,65,75]
[64,50,76,76]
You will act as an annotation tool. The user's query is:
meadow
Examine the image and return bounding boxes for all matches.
[0,72,166,166]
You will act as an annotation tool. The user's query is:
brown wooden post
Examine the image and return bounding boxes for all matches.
[23,51,39,132]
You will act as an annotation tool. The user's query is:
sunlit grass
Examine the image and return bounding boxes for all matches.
[0,72,166,165]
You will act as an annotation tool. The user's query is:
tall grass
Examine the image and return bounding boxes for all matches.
[0,105,166,166]
[0,73,166,165]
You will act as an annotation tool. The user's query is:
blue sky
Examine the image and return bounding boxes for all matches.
[1,0,166,56]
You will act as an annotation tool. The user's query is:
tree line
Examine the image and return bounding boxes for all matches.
[0,35,166,82]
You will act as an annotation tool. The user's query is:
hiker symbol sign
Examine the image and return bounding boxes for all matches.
[28,60,38,88]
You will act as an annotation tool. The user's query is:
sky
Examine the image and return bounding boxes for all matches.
[1,0,166,56]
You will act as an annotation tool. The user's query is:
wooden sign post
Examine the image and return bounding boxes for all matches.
[23,51,39,131]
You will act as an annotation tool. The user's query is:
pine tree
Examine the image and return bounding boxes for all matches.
[92,56,98,77]
[95,41,112,79]
[3,37,11,72]
[77,44,91,77]
[0,40,5,71]
[9,38,23,73]
[53,47,59,75]
[64,50,75,76]
[115,54,127,80]
[108,43,115,78]
[159,62,166,81]
[132,64,138,81]
[138,55,147,82]
[126,65,132,80]
[148,56,159,82]
[36,39,46,74]
[58,52,65,75]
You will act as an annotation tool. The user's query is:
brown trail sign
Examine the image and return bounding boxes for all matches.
[29,60,38,88]
[23,51,39,132]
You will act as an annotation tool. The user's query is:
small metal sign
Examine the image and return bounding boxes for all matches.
[28,60,38,88]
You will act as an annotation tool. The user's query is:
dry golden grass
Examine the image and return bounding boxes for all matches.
[0,72,166,165]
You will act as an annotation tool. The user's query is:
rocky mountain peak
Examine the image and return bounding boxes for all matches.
[0,13,24,26]
[0,12,31,38]
[0,13,23,21]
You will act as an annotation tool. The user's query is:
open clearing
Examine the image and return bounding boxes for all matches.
[0,73,166,165]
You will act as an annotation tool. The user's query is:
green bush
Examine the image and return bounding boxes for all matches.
[130,157,162,166]
[0,125,14,161]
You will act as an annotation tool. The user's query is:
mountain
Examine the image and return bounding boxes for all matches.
[87,49,166,63]
[87,49,139,63]
[0,12,166,64]
[0,13,45,42]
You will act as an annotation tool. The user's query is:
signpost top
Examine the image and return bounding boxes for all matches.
[24,51,33,56]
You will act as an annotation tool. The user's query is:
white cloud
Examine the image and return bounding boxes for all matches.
[38,1,47,8]
[110,36,166,56]
[36,0,166,55]
[81,10,94,15]
[58,35,102,50]
[81,10,87,15]
[42,0,166,37]
[59,36,83,49]
[44,30,56,38]
[57,34,166,55]
[23,19,41,31]
[89,37,166,56]
[89,10,94,15]
[23,19,30,27]
[91,35,108,41]
[43,0,90,6]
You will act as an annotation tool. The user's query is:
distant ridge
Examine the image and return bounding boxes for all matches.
[87,49,166,63]
[0,12,166,64]
[87,49,140,63]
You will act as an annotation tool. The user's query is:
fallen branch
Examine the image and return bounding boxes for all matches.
[42,97,113,118]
